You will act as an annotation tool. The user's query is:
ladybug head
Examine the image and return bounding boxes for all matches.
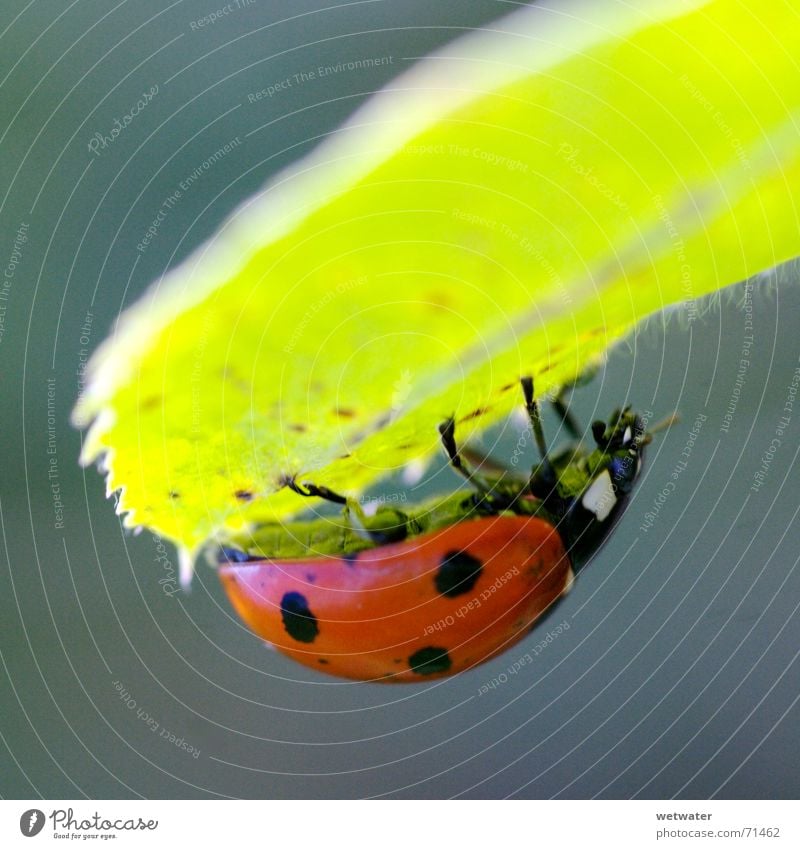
[540,407,650,566]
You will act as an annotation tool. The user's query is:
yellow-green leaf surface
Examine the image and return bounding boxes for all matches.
[73,0,800,563]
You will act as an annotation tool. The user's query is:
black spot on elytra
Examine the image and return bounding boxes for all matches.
[305,572,317,583]
[234,489,254,502]
[317,658,329,665]
[409,647,452,676]
[280,592,319,643]
[435,550,483,598]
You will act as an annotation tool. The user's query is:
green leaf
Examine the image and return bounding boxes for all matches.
[72,0,800,567]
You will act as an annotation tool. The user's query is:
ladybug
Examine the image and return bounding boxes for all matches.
[216,377,652,682]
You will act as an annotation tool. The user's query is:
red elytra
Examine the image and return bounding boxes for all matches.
[219,515,571,682]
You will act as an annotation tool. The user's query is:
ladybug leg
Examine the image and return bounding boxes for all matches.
[284,476,410,543]
[548,365,600,441]
[438,417,496,496]
[520,376,555,481]
[438,417,467,476]
[285,477,347,504]
[284,476,369,522]
[552,388,582,441]
[591,419,610,449]
[459,443,514,478]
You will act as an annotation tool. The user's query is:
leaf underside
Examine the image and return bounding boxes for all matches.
[73,0,800,558]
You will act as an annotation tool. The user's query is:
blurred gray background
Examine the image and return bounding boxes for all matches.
[1,0,798,799]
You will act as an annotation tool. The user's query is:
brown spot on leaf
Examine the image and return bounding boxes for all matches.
[425,291,453,309]
[221,366,250,393]
[458,406,490,423]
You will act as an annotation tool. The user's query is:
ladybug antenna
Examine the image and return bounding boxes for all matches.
[521,376,554,480]
[649,411,680,436]
[635,411,680,447]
